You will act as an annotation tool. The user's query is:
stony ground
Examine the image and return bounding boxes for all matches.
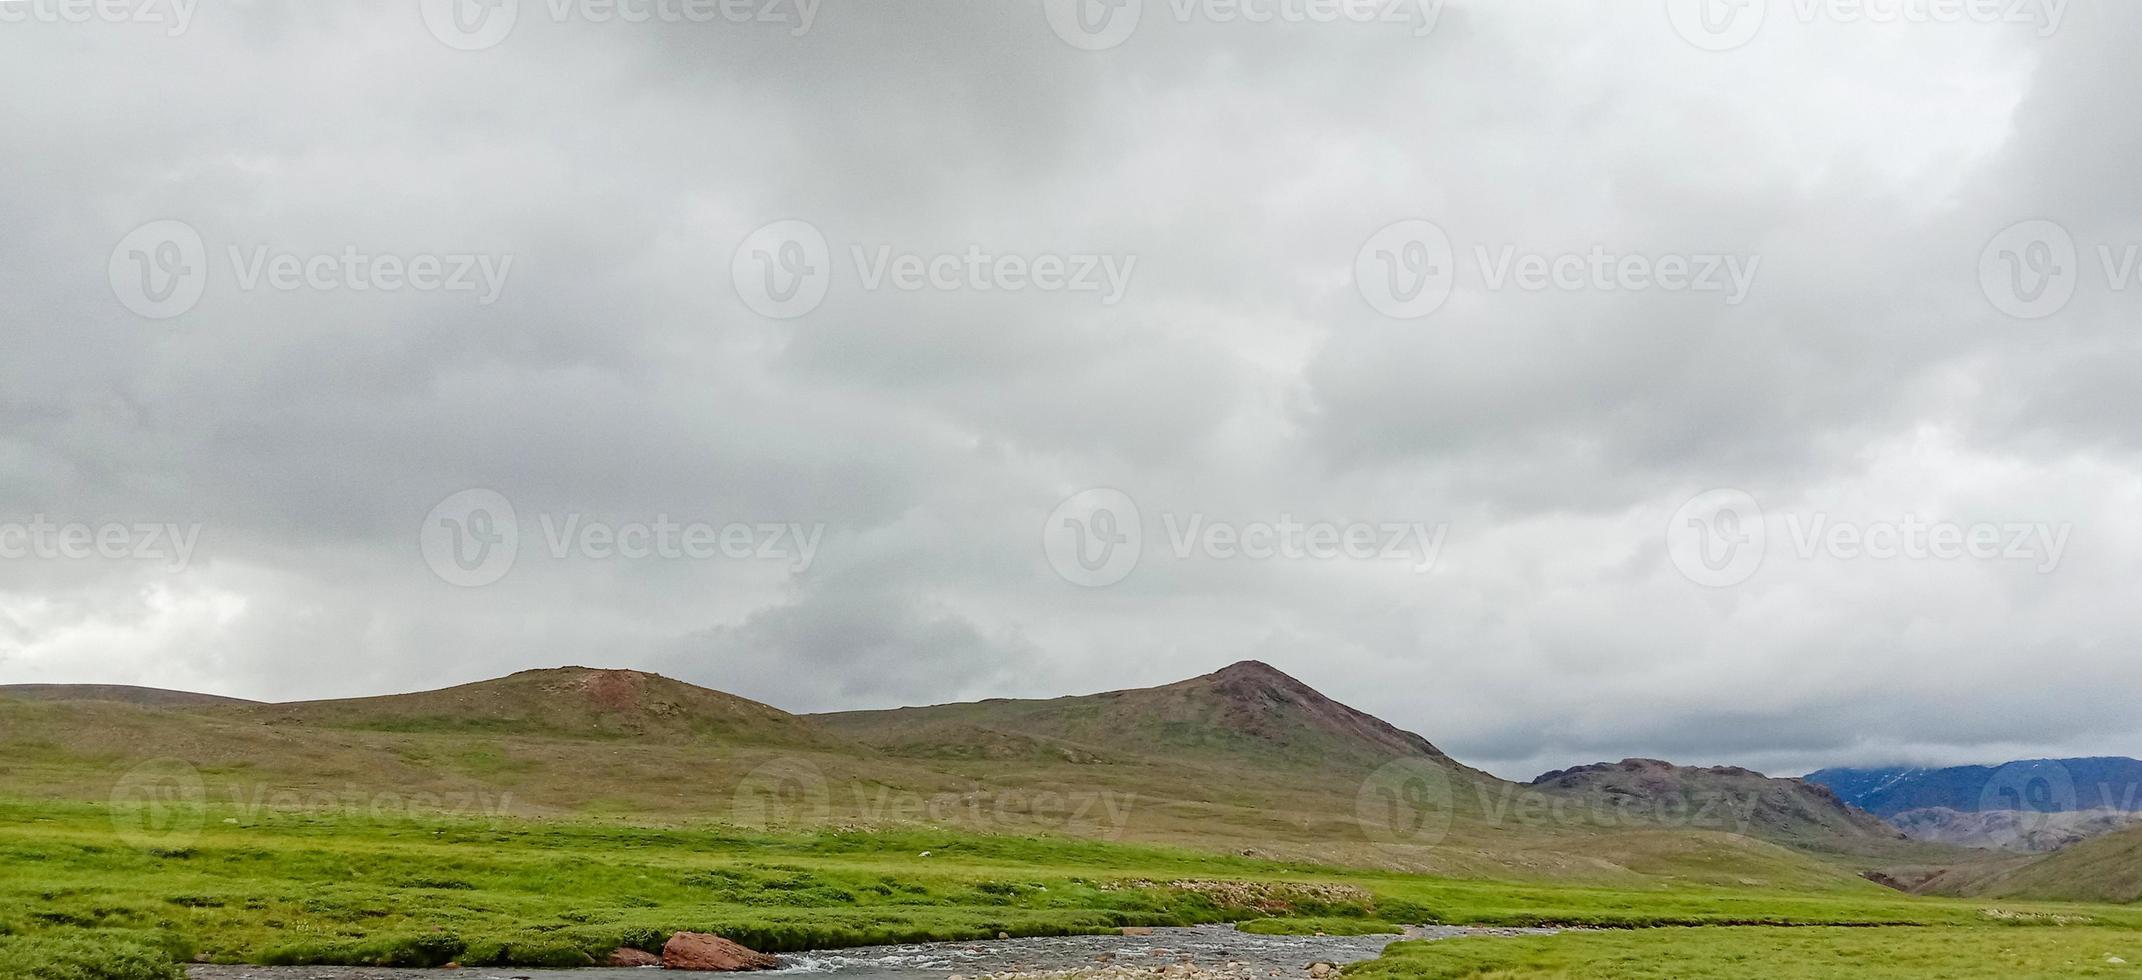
[184,926,1558,980]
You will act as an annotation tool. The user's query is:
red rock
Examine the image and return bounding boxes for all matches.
[608,947,661,967]
[661,933,779,971]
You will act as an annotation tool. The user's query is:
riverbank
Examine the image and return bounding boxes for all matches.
[182,926,1559,980]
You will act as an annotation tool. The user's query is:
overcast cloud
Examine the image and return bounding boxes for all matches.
[3,0,2138,782]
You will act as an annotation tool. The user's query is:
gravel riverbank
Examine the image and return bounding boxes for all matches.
[186,924,1557,980]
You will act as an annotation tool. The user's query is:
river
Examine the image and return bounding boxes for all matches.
[187,924,1554,980]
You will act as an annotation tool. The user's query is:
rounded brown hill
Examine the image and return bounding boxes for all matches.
[818,660,1459,771]
[242,667,837,745]
[1529,758,1904,845]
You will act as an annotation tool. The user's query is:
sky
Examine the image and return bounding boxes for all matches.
[2,0,2137,782]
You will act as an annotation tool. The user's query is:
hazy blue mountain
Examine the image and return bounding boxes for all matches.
[1807,758,2142,817]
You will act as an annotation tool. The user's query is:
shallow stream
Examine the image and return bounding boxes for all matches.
[187,923,1551,980]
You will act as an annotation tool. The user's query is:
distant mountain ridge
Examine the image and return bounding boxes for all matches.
[1806,757,2142,817]
[1888,806,2142,854]
[1527,758,1902,850]
[0,683,258,707]
[0,660,1980,884]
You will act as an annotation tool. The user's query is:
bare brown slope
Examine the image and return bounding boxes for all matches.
[1530,759,1904,846]
[0,684,258,708]
[240,667,842,746]
[815,660,1459,773]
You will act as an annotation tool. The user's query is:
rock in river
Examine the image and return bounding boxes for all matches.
[661,933,780,971]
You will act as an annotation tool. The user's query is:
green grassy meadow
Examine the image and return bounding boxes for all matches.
[2,796,2136,975]
[1349,926,2142,979]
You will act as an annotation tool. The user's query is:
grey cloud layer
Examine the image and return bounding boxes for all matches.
[2,1,2138,781]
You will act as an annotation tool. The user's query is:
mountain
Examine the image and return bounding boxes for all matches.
[1888,806,2142,854]
[1924,821,2142,903]
[1527,759,1904,854]
[815,660,1457,772]
[1806,758,2142,817]
[815,663,1972,881]
[0,667,952,833]
[0,660,1987,889]
[0,684,257,708]
[238,667,835,745]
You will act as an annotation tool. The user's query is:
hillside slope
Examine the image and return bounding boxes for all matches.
[0,661,1957,889]
[816,660,1459,772]
[1528,759,1906,856]
[1931,821,2142,902]
[1890,806,2142,853]
[814,662,1973,882]
[238,667,835,745]
[0,684,257,708]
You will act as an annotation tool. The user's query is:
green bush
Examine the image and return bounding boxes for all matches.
[0,934,181,980]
